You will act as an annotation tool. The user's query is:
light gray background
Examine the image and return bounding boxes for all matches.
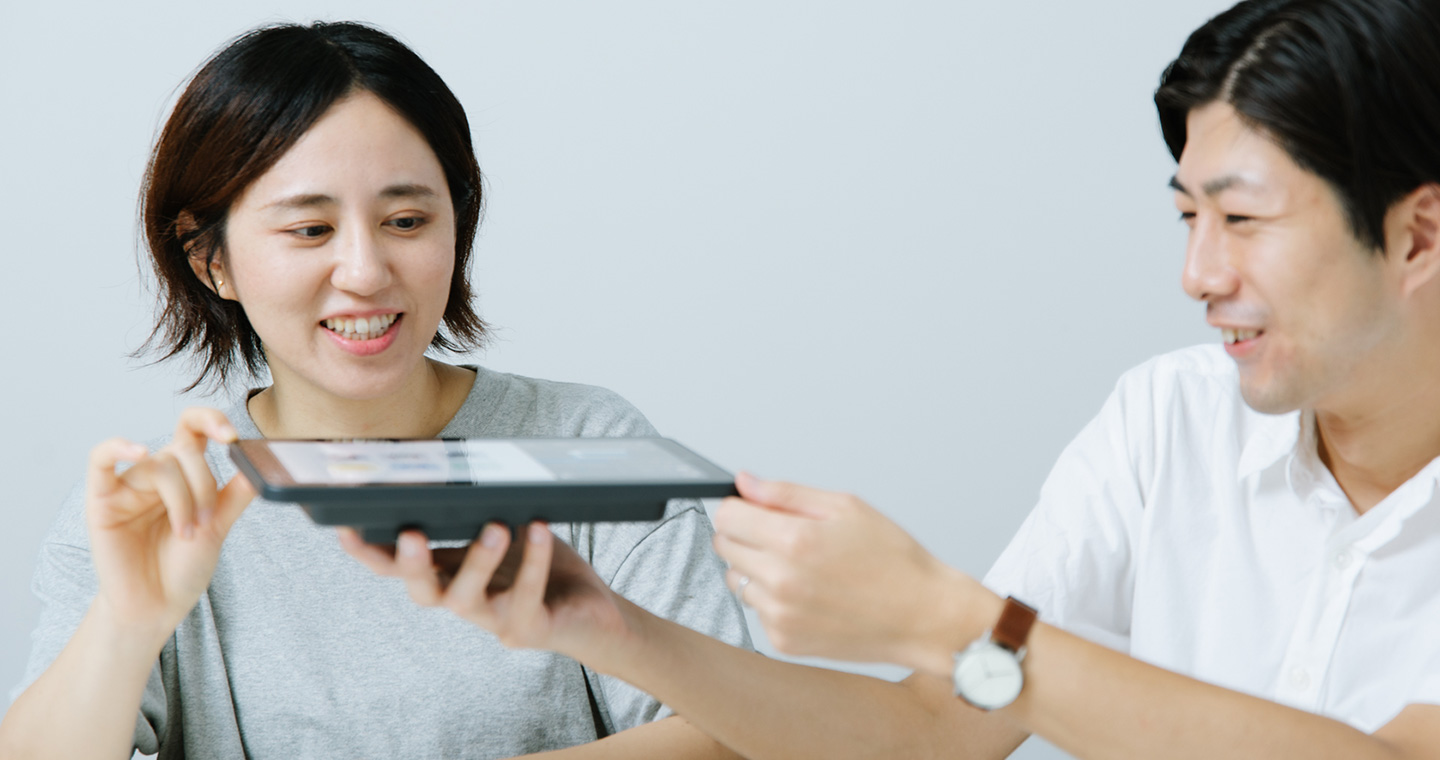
[0,1,1231,757]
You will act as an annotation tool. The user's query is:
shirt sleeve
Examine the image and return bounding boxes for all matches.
[1411,647,1440,709]
[10,482,171,755]
[581,500,752,733]
[982,371,1153,653]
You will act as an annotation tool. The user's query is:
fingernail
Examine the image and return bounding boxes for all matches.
[529,523,548,544]
[399,534,423,557]
[182,524,195,540]
[198,509,213,528]
[481,524,504,548]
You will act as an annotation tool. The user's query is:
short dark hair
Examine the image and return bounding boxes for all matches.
[1154,0,1440,251]
[140,21,487,391]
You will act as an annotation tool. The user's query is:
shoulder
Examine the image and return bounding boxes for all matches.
[453,366,658,438]
[1108,344,1261,430]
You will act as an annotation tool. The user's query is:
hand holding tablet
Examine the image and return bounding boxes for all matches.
[230,437,737,542]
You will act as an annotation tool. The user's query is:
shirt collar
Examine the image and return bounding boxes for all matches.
[1236,408,1304,481]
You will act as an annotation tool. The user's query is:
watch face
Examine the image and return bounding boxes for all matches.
[954,641,1023,710]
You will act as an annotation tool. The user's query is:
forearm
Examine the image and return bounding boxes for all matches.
[526,716,737,760]
[595,598,986,760]
[1010,622,1411,760]
[0,600,163,760]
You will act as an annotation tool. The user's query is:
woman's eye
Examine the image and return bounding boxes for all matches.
[1178,211,1196,224]
[292,225,331,239]
[1225,214,1253,224]
[386,216,425,231]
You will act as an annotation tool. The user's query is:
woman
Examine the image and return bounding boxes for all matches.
[0,22,746,759]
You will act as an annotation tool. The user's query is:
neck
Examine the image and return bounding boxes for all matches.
[1315,365,1440,515]
[248,359,475,440]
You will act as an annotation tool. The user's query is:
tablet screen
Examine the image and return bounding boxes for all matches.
[266,439,712,485]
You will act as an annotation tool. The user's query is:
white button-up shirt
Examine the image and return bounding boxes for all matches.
[984,345,1440,733]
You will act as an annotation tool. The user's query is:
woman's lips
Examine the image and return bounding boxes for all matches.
[321,313,402,357]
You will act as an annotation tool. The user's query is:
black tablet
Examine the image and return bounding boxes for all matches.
[230,437,737,542]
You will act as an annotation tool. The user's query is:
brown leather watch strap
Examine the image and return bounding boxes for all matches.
[991,596,1038,653]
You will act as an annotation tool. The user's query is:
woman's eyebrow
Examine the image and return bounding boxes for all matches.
[261,184,439,212]
[379,183,439,200]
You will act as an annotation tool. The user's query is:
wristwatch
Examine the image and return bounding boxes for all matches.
[953,596,1038,710]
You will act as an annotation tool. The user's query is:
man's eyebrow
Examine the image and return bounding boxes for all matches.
[1168,174,1259,197]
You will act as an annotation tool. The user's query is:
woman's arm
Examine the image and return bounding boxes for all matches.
[341,523,1029,760]
[713,475,1440,760]
[0,410,255,760]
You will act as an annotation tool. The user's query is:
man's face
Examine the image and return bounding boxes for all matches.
[1172,102,1400,415]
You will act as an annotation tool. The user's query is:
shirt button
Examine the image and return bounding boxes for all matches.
[1334,550,1353,569]
[1289,667,1311,690]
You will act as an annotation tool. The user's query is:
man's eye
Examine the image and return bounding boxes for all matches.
[1225,214,1253,224]
[387,216,425,231]
[1178,211,1196,223]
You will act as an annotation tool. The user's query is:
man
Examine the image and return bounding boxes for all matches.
[335,1,1440,757]
[708,0,1440,756]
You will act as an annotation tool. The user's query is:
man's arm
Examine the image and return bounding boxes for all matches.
[714,476,1440,760]
[1007,618,1438,759]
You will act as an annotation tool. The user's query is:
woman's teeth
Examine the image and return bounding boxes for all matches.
[1222,328,1260,344]
[324,313,398,340]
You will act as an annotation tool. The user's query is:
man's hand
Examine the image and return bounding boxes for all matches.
[712,472,989,673]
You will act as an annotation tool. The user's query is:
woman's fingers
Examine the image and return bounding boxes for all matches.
[395,531,444,606]
[210,473,257,536]
[444,524,515,620]
[171,407,238,450]
[86,438,150,504]
[504,524,554,623]
[336,527,401,576]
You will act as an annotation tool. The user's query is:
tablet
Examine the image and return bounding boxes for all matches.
[230,437,738,542]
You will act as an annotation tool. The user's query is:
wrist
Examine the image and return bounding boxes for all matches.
[90,595,177,658]
[581,594,655,678]
[907,565,1003,677]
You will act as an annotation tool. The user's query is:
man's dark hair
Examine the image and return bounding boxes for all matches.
[1155,0,1440,251]
[141,21,487,391]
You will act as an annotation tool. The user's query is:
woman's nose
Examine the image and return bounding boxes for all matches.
[330,227,393,296]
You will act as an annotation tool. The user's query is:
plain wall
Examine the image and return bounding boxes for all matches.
[0,2,1232,757]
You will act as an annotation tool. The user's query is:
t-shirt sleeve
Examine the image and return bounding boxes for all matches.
[10,482,170,755]
[982,372,1152,653]
[583,500,752,732]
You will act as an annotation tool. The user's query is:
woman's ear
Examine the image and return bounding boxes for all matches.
[178,211,234,300]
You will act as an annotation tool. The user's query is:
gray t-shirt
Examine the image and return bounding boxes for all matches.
[15,366,751,758]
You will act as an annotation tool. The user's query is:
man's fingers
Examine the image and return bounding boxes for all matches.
[395,531,444,606]
[734,472,836,518]
[714,494,815,550]
[86,438,149,502]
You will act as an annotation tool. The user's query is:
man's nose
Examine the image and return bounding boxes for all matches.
[1181,218,1239,302]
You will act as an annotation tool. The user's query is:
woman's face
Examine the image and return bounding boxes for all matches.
[214,91,457,401]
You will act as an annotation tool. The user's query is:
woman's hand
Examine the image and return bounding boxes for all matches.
[713,472,989,675]
[86,407,257,645]
[339,523,641,671]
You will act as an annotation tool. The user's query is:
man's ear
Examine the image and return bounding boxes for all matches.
[1390,183,1440,298]
[178,211,233,299]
